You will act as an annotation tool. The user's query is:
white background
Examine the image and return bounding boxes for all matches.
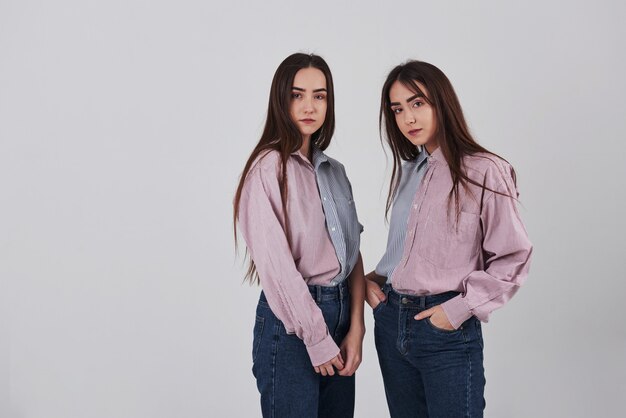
[2,1,625,417]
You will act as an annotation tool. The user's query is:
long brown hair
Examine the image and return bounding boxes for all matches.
[380,60,515,218]
[233,53,335,283]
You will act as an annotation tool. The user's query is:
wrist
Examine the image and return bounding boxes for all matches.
[348,321,365,336]
[365,271,386,286]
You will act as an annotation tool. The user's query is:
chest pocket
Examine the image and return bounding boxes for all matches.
[418,205,480,269]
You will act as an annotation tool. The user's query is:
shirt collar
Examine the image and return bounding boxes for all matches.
[417,146,429,164]
[290,148,315,170]
[427,146,447,165]
[311,145,330,170]
[290,145,332,171]
[406,146,429,172]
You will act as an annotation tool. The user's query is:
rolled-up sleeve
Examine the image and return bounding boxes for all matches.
[238,162,339,366]
[442,164,533,329]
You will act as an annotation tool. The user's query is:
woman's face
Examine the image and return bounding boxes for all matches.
[389,80,436,149]
[289,67,327,141]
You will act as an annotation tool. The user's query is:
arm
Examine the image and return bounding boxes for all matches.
[337,252,365,376]
[420,167,533,329]
[238,165,340,367]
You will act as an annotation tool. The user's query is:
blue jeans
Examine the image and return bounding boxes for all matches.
[252,280,354,418]
[373,285,485,418]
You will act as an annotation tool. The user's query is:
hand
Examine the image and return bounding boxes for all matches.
[365,276,386,310]
[314,354,344,376]
[414,305,455,331]
[337,328,364,376]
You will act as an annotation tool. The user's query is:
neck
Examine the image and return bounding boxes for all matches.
[425,141,438,155]
[300,135,311,161]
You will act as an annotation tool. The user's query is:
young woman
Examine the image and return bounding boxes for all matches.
[366,60,533,417]
[234,53,365,418]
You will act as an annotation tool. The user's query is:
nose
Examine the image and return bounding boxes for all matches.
[404,111,415,125]
[303,96,315,114]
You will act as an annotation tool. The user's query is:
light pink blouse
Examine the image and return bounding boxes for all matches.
[238,150,341,366]
[391,148,533,329]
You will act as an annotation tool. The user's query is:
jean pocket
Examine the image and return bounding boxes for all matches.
[372,299,387,316]
[252,315,265,362]
[425,317,461,334]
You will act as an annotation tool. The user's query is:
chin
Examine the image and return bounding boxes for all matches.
[302,127,321,136]
[407,138,426,147]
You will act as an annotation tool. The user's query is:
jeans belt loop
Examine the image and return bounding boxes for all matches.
[316,286,322,303]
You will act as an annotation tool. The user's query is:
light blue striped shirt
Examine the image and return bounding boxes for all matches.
[312,146,364,285]
[375,148,429,282]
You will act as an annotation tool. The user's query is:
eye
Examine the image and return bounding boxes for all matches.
[314,94,326,100]
[291,93,302,99]
[392,108,402,114]
[413,100,424,108]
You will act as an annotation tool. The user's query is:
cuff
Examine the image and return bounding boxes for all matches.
[306,333,340,367]
[441,295,474,329]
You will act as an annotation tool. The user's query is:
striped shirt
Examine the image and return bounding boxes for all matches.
[375,148,429,280]
[238,147,362,366]
[385,147,532,329]
[312,146,363,285]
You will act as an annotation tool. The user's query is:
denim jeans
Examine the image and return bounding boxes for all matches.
[252,280,354,418]
[373,284,485,418]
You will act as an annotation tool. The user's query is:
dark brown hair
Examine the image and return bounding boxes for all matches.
[233,53,335,283]
[380,60,514,217]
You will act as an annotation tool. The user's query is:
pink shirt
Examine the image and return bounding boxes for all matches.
[238,150,341,366]
[391,148,533,329]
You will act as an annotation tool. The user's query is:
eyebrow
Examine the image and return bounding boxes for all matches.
[292,87,328,93]
[390,93,423,107]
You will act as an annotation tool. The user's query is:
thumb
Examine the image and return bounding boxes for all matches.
[415,308,434,320]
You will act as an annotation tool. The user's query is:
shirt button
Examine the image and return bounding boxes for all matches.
[413,204,418,209]
[331,227,336,231]
[323,197,327,201]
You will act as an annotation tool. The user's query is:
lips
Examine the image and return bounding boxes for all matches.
[408,128,422,135]
[300,119,316,124]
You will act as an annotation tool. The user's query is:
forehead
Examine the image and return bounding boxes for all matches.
[389,80,429,101]
[293,67,326,88]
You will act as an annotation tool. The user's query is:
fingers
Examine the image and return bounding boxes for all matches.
[331,355,344,371]
[414,307,435,320]
[337,349,353,376]
[365,279,386,308]
[338,352,361,376]
[321,364,333,376]
[413,306,454,329]
[315,354,345,376]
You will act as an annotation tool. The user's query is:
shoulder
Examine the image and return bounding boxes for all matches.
[243,150,284,190]
[316,148,348,175]
[463,152,517,195]
[250,149,281,171]
[464,152,513,180]
[325,154,346,172]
